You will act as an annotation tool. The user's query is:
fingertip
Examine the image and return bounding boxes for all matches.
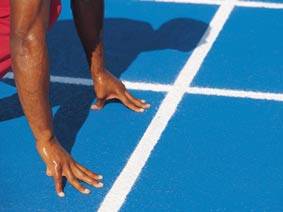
[138,108,145,112]
[96,182,104,188]
[57,192,65,198]
[91,104,97,110]
[91,104,101,110]
[97,175,103,180]
[83,188,91,194]
[144,103,151,108]
[46,170,52,177]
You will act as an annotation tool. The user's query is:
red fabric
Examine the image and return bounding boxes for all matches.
[49,0,62,28]
[0,0,61,79]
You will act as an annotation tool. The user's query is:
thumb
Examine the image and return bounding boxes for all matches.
[91,98,105,110]
[53,166,64,197]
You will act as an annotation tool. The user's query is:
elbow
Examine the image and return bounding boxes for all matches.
[10,29,46,71]
[11,30,45,55]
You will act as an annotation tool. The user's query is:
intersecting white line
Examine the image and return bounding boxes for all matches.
[97,1,236,211]
[47,76,283,102]
[149,0,283,9]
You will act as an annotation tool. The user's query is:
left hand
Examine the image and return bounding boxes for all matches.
[37,137,103,197]
[91,70,150,112]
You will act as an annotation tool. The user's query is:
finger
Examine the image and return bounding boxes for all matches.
[72,165,103,188]
[65,166,90,195]
[125,92,150,109]
[53,166,64,197]
[76,163,103,181]
[91,98,105,110]
[120,95,144,112]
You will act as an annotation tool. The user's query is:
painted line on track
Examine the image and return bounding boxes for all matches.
[3,72,172,93]
[188,87,283,102]
[148,0,283,9]
[4,72,283,102]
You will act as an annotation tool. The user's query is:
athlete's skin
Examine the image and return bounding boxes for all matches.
[10,0,150,197]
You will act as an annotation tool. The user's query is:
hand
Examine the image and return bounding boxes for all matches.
[91,70,150,112]
[36,137,103,197]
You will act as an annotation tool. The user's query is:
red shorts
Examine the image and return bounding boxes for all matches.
[0,0,61,79]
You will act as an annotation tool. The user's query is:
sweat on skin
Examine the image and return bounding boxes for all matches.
[0,0,150,197]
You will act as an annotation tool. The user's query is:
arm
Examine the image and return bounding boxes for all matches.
[10,0,53,142]
[10,0,102,197]
[71,0,150,112]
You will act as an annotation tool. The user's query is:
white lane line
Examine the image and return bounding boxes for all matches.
[4,72,283,102]
[236,1,283,9]
[3,72,172,93]
[51,75,173,93]
[145,0,223,6]
[98,1,235,211]
[123,81,171,92]
[149,0,283,9]
[188,87,283,102]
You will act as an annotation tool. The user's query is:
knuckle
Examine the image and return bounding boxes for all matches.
[68,175,76,182]
[75,171,84,178]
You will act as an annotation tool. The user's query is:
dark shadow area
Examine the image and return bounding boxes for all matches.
[0,18,208,156]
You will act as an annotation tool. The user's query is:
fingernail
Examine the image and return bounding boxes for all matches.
[97,182,104,188]
[145,104,151,108]
[97,175,103,180]
[58,192,65,197]
[139,108,144,112]
[141,99,146,103]
[83,188,91,194]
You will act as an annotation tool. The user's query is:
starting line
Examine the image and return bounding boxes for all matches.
[4,73,283,103]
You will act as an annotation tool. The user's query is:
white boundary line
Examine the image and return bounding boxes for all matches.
[4,72,283,102]
[187,87,283,102]
[146,0,223,6]
[236,1,283,9]
[149,0,283,9]
[3,72,172,93]
[97,1,235,211]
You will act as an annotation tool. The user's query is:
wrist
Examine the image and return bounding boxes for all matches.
[35,130,56,146]
[92,69,107,82]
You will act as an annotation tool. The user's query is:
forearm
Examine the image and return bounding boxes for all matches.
[10,0,54,142]
[71,0,150,112]
[71,0,105,77]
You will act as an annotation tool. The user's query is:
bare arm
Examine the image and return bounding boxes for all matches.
[10,0,53,142]
[10,0,103,197]
[71,0,150,112]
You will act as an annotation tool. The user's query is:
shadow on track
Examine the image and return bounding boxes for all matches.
[0,17,208,157]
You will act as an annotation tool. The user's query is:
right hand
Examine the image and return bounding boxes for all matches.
[91,70,150,112]
[36,137,103,197]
